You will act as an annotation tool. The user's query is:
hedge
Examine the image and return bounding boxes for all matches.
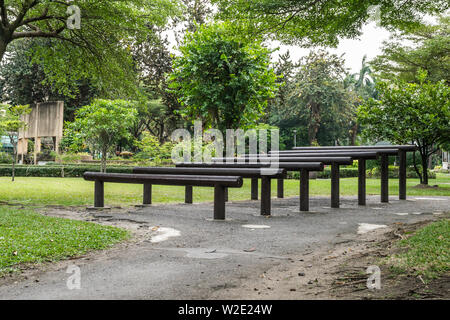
[0,165,133,177]
[286,165,435,179]
[367,166,436,179]
[287,167,359,179]
[0,164,436,179]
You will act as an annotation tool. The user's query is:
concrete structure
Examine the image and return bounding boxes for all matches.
[17,101,64,163]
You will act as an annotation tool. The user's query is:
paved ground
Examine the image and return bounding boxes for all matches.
[0,195,448,299]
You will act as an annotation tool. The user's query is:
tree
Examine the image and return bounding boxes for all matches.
[358,71,450,185]
[344,55,378,145]
[0,38,99,121]
[0,0,179,95]
[132,29,183,144]
[214,0,449,46]
[287,50,355,145]
[0,104,30,181]
[169,22,279,131]
[371,16,450,84]
[68,99,137,172]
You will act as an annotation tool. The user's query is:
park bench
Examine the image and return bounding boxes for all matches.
[272,146,417,204]
[83,172,243,220]
[177,161,325,212]
[132,167,285,215]
[213,156,355,209]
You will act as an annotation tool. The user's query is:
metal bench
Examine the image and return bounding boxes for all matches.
[177,162,325,212]
[83,172,243,220]
[271,146,417,203]
[132,167,285,216]
[213,156,355,209]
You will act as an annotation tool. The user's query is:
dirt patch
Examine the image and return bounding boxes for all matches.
[0,205,159,286]
[212,217,450,300]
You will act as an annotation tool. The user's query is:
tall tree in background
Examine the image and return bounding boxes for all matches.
[344,55,377,145]
[0,0,179,96]
[286,50,354,145]
[214,0,449,46]
[371,16,450,84]
[0,38,99,121]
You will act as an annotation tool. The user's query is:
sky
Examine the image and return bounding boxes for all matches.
[273,22,393,74]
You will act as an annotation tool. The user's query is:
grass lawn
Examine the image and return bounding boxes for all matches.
[387,219,450,280]
[0,173,449,207]
[0,206,129,275]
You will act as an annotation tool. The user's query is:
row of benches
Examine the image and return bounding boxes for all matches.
[83,145,417,220]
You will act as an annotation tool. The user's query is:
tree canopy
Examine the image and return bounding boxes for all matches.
[170,22,279,131]
[358,71,450,184]
[67,99,137,172]
[371,16,450,84]
[214,0,449,46]
[0,0,180,96]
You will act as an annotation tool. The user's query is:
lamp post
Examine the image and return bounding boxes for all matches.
[293,129,297,148]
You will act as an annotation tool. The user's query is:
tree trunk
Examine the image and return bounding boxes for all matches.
[101,148,107,173]
[0,39,7,63]
[412,151,423,184]
[11,146,16,182]
[349,122,358,146]
[308,102,321,145]
[421,152,429,185]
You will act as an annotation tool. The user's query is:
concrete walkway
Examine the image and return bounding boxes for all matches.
[0,195,448,299]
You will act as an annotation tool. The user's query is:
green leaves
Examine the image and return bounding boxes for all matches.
[214,0,449,46]
[1,0,181,97]
[67,99,138,169]
[0,104,30,133]
[357,76,450,149]
[170,22,279,131]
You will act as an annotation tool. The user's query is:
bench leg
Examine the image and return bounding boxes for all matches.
[300,169,309,212]
[261,177,271,216]
[94,180,104,208]
[380,154,389,203]
[358,158,366,206]
[399,150,407,200]
[277,178,284,198]
[331,163,340,208]
[143,183,152,205]
[214,185,226,220]
[251,178,258,200]
[224,187,229,202]
[185,186,193,204]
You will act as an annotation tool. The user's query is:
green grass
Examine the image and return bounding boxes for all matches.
[0,206,129,274]
[0,173,449,207]
[388,219,450,280]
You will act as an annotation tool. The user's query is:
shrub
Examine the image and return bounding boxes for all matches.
[367,166,436,179]
[0,152,13,164]
[120,151,134,159]
[0,165,133,177]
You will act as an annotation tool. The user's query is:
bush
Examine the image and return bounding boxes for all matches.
[0,152,13,164]
[287,167,359,179]
[119,151,134,159]
[367,166,436,179]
